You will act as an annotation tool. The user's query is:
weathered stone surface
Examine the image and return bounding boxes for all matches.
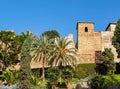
[77,22,101,63]
[76,22,120,64]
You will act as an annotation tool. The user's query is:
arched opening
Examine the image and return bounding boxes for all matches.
[85,27,88,32]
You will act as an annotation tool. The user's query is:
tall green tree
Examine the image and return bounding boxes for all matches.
[112,19,120,58]
[49,37,77,67]
[32,35,53,80]
[42,30,60,39]
[95,48,116,75]
[19,35,34,89]
[0,31,32,70]
[0,30,18,70]
[49,37,77,84]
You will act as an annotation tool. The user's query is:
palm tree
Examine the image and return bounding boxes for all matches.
[32,35,52,80]
[49,37,77,67]
[49,37,77,84]
[20,31,33,39]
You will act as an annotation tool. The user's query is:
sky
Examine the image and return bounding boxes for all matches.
[0,0,120,42]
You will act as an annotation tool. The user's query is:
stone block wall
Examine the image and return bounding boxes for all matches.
[77,22,101,63]
[76,22,120,64]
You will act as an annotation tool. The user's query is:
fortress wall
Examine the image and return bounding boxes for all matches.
[101,31,114,51]
[78,34,95,54]
[94,32,102,51]
[101,31,120,62]
[77,22,94,33]
[78,53,95,63]
[66,34,75,48]
[77,22,97,63]
[77,34,95,63]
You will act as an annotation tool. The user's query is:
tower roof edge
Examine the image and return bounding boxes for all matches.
[76,22,94,30]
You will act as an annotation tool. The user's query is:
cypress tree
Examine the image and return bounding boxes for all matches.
[19,35,34,89]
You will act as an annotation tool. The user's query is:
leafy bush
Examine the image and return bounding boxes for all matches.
[90,74,106,89]
[31,75,40,85]
[46,66,74,89]
[103,74,120,84]
[95,48,116,75]
[74,63,96,79]
[70,78,79,84]
[0,69,18,86]
[46,67,60,85]
[31,68,41,77]
[62,66,74,81]
[90,74,120,89]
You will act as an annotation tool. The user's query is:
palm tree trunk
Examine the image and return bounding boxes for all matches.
[42,56,45,82]
[59,65,62,85]
[42,65,45,81]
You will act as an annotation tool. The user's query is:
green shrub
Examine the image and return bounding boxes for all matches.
[74,63,96,79]
[70,78,79,84]
[62,66,74,82]
[0,69,18,86]
[31,75,40,85]
[46,66,74,84]
[46,67,60,85]
[90,74,120,89]
[31,68,41,77]
[90,75,106,89]
[103,74,120,84]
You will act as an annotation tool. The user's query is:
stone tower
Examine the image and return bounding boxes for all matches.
[76,22,101,63]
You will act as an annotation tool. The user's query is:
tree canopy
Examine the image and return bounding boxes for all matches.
[0,31,19,70]
[95,48,116,75]
[32,35,53,80]
[42,30,60,40]
[0,30,32,70]
[49,37,77,68]
[112,19,120,58]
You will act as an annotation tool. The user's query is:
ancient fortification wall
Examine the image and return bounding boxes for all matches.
[101,24,120,62]
[77,22,119,64]
[77,22,101,63]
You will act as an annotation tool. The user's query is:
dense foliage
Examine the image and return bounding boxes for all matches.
[46,67,60,85]
[46,66,74,88]
[49,37,77,67]
[74,63,96,79]
[90,74,120,89]
[0,31,32,71]
[32,35,53,80]
[0,31,19,70]
[0,30,77,89]
[112,19,120,58]
[42,30,60,40]
[19,35,34,89]
[95,48,116,75]
[0,68,18,85]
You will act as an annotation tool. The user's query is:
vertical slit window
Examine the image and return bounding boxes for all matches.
[85,27,88,32]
